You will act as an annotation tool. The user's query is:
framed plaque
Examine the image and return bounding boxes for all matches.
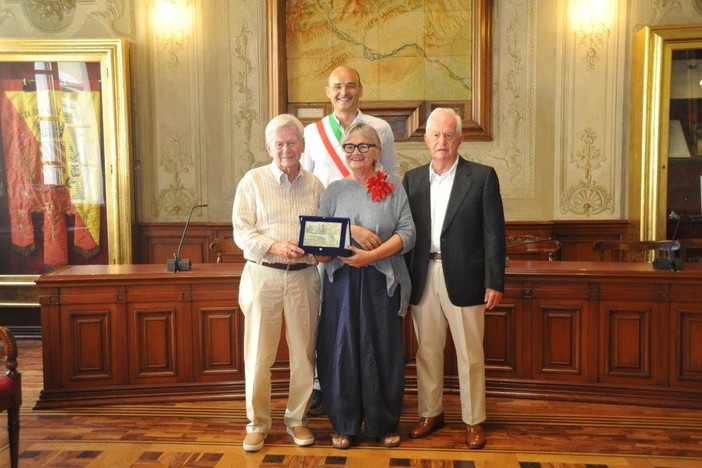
[299,215,352,257]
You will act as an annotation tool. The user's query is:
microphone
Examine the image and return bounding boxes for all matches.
[167,204,207,272]
[652,196,686,271]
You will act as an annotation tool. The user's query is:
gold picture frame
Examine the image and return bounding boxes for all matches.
[267,0,493,142]
[0,39,133,306]
[629,25,702,241]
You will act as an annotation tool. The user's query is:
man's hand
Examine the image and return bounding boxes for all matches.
[350,225,382,251]
[484,288,503,310]
[269,241,305,260]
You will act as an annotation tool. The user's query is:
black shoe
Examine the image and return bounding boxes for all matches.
[308,389,325,415]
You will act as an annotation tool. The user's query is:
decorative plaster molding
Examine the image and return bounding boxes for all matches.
[156,35,187,72]
[560,127,614,216]
[2,0,126,36]
[650,0,683,23]
[576,27,609,71]
[86,0,123,36]
[0,9,16,29]
[483,0,535,199]
[556,0,624,219]
[499,11,527,187]
[156,135,196,217]
[233,24,258,178]
[24,0,76,29]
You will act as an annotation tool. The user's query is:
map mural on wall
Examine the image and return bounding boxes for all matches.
[285,0,472,102]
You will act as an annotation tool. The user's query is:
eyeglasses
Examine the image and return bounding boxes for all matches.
[342,143,378,154]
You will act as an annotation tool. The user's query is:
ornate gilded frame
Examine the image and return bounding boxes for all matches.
[0,39,133,306]
[629,25,702,240]
[266,0,493,141]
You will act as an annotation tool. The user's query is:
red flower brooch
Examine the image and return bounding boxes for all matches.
[366,170,395,202]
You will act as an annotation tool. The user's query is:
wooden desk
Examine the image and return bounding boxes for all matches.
[35,262,702,409]
[488,260,702,408]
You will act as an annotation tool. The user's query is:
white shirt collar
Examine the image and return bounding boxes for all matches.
[429,156,459,180]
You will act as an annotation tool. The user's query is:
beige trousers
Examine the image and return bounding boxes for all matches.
[412,260,486,425]
[239,262,320,433]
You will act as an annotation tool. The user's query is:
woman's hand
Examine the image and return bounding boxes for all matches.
[314,254,333,263]
[339,246,376,268]
[350,225,382,251]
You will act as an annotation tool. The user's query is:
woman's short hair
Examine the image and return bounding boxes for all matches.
[341,122,382,149]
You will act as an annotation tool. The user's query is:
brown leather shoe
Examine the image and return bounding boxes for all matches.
[409,412,445,439]
[466,424,486,449]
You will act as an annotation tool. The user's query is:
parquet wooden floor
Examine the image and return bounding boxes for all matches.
[1,339,701,467]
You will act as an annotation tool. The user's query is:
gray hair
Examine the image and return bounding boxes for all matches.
[426,107,462,134]
[341,122,382,149]
[265,114,304,144]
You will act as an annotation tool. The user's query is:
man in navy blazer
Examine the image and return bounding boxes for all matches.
[402,107,506,449]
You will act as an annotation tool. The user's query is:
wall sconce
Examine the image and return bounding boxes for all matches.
[152,0,192,41]
[569,0,614,70]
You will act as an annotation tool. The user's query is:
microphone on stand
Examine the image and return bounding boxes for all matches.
[167,204,207,272]
[652,196,687,271]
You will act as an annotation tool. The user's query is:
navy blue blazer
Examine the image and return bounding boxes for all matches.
[402,156,506,307]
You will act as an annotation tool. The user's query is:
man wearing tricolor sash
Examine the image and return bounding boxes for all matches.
[301,65,401,417]
[301,66,399,187]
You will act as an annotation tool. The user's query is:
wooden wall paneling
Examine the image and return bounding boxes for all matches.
[597,279,665,386]
[670,304,702,389]
[484,281,521,375]
[532,299,587,381]
[669,281,702,390]
[136,220,631,265]
[129,303,189,383]
[127,281,193,384]
[63,305,123,387]
[35,262,702,409]
[551,220,631,261]
[55,284,129,389]
[192,279,242,382]
[527,276,591,382]
[39,289,60,388]
[600,302,656,382]
[195,307,241,380]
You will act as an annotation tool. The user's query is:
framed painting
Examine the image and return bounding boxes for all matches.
[267,0,492,142]
[0,39,132,306]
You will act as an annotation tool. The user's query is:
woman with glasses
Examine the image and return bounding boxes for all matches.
[314,122,415,449]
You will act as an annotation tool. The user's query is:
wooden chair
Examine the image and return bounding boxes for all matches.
[208,237,241,263]
[0,327,21,468]
[592,240,679,262]
[506,235,562,261]
[678,238,702,263]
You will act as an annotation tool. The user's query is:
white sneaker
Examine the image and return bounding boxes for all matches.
[243,432,267,452]
[287,425,315,446]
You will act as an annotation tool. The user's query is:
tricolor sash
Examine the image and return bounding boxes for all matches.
[315,114,350,178]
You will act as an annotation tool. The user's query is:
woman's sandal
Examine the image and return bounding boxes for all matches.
[331,432,351,449]
[382,432,401,448]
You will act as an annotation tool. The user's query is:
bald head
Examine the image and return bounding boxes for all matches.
[325,66,364,117]
[328,66,362,88]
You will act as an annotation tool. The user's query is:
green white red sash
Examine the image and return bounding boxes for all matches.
[315,114,350,178]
